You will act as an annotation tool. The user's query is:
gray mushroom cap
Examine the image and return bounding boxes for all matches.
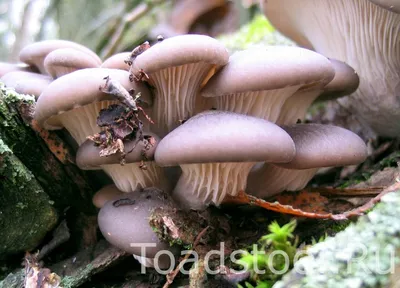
[77,133,160,169]
[201,46,334,97]
[44,48,101,78]
[0,62,37,77]
[317,59,360,102]
[276,124,368,170]
[34,68,152,130]
[155,110,295,166]
[130,34,229,76]
[92,184,123,209]
[1,71,51,99]
[98,188,178,257]
[369,0,400,13]
[101,52,131,71]
[19,40,101,74]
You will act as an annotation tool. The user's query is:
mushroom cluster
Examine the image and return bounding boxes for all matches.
[1,35,368,263]
[261,0,400,137]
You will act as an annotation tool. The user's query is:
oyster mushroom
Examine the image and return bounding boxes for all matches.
[129,34,229,137]
[101,52,131,70]
[201,46,334,122]
[247,124,368,198]
[0,62,37,77]
[44,48,101,78]
[155,110,295,210]
[98,188,179,268]
[19,40,101,74]
[261,0,400,136]
[34,68,151,145]
[77,133,170,193]
[1,71,52,99]
[277,58,359,125]
[92,185,123,209]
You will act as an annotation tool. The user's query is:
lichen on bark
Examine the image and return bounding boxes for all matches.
[0,141,57,256]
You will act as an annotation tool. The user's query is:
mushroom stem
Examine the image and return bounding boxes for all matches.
[214,86,301,121]
[276,89,322,125]
[57,100,118,145]
[174,162,256,209]
[247,164,318,199]
[102,161,169,193]
[150,63,215,136]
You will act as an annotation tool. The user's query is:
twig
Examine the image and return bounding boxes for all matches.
[100,1,162,59]
[162,226,210,288]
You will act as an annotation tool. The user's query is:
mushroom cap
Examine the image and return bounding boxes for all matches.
[101,52,131,71]
[317,59,360,102]
[0,62,37,77]
[155,110,295,166]
[19,40,101,73]
[276,124,367,170]
[201,46,334,97]
[368,0,400,13]
[130,34,229,76]
[92,184,123,209]
[76,133,160,169]
[98,188,177,257]
[34,68,152,130]
[44,48,101,78]
[1,71,51,98]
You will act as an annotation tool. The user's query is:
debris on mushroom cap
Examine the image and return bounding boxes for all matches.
[77,133,170,193]
[1,71,52,99]
[44,48,101,79]
[369,0,400,13]
[262,0,400,137]
[34,68,152,144]
[247,123,368,198]
[129,34,229,136]
[19,40,102,74]
[155,110,295,209]
[316,58,360,102]
[101,52,131,70]
[0,62,38,77]
[277,58,358,125]
[98,188,179,268]
[201,46,334,122]
[92,184,123,209]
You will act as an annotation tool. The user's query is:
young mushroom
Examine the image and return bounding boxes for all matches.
[98,188,179,269]
[101,52,131,71]
[276,58,360,125]
[247,123,368,198]
[77,133,170,193]
[92,185,123,209]
[261,0,400,136]
[201,46,334,122]
[129,34,229,136]
[44,48,101,78]
[19,40,101,74]
[1,71,52,99]
[34,68,151,145]
[155,110,295,210]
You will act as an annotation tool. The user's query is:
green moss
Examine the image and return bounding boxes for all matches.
[274,191,400,288]
[218,14,295,53]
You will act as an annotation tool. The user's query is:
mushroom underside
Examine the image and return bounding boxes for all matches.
[149,62,215,136]
[102,161,167,193]
[214,86,301,121]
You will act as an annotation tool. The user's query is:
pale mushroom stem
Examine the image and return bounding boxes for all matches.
[150,63,215,137]
[102,161,169,193]
[58,100,118,145]
[274,0,400,135]
[214,86,300,122]
[276,89,322,125]
[174,162,256,209]
[247,163,318,199]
